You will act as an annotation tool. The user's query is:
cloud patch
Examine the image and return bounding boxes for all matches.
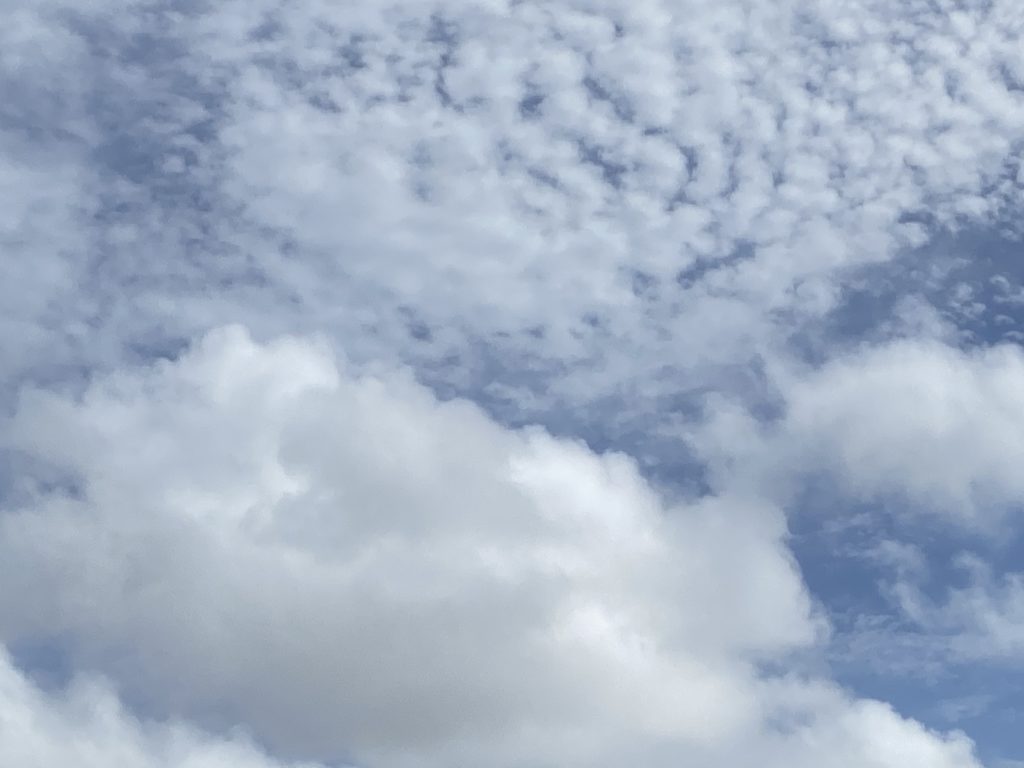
[0,327,981,767]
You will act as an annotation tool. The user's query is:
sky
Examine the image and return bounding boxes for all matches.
[2,0,1024,765]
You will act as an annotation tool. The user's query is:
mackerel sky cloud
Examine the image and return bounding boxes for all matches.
[3,0,1024,765]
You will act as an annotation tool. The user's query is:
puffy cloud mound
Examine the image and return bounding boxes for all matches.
[782,341,1024,519]
[0,648,314,768]
[697,339,1024,526]
[0,327,981,767]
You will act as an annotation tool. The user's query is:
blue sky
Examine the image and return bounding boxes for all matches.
[3,1,1024,766]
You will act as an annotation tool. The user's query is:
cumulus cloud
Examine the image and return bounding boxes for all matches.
[786,341,1024,519]
[0,646,318,768]
[690,337,1024,688]
[0,327,981,767]
[695,339,1024,526]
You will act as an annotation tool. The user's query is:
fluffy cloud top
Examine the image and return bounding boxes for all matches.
[782,341,1024,520]
[696,340,1024,524]
[0,648,316,768]
[0,327,981,767]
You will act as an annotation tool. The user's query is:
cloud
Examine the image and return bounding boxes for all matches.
[696,339,1024,526]
[691,336,1024,689]
[3,0,1024,420]
[0,327,980,767]
[0,646,319,768]
[875,554,1024,664]
[3,0,1024,763]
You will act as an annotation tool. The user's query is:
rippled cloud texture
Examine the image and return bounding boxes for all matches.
[3,0,1024,765]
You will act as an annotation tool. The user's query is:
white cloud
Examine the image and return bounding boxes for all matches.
[784,340,1024,521]
[0,640,980,768]
[0,327,981,767]
[3,0,1024,763]
[191,0,1024,392]
[875,555,1024,664]
[3,0,1024,416]
[690,336,1024,683]
[0,646,319,768]
[695,339,1024,525]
